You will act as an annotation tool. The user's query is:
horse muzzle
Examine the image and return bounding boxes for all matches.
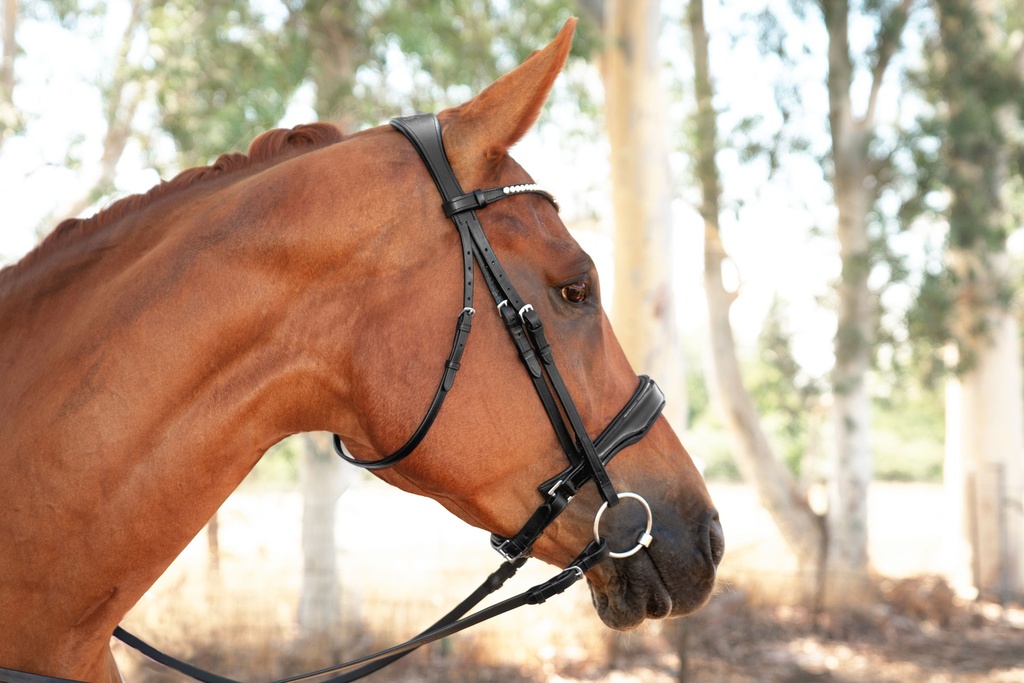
[587,502,724,629]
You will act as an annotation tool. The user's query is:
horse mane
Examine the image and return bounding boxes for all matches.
[3,122,345,283]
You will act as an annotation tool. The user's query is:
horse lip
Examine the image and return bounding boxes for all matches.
[587,529,720,630]
[587,548,674,630]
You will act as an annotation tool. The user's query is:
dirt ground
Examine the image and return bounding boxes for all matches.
[113,480,1024,683]
[591,585,1024,683]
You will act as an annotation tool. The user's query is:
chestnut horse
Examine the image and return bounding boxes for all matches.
[0,20,722,683]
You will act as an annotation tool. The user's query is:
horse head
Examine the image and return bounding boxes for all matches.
[328,19,723,629]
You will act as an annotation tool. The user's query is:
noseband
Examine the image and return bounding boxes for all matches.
[334,113,666,563]
[19,115,668,683]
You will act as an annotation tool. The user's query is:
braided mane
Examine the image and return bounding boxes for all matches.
[4,122,344,282]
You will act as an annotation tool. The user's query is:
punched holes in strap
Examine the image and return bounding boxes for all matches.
[518,306,618,506]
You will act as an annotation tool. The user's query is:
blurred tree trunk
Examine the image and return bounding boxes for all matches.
[299,0,365,129]
[0,0,17,155]
[932,0,1024,601]
[673,615,692,683]
[599,0,688,431]
[689,0,825,590]
[819,0,912,605]
[822,0,874,603]
[206,510,220,579]
[945,300,1024,600]
[298,432,355,644]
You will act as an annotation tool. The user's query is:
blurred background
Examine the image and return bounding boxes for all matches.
[3,0,1024,681]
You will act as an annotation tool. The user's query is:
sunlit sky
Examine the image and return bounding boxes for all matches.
[0,1,948,379]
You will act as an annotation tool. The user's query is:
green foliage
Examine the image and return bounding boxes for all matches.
[685,419,742,482]
[905,268,954,385]
[748,296,824,476]
[685,353,711,428]
[143,0,596,163]
[22,0,95,27]
[376,0,585,86]
[149,1,308,167]
[872,381,945,482]
[901,0,1024,377]
[245,435,301,484]
[348,0,596,119]
[726,5,825,183]
[687,293,945,484]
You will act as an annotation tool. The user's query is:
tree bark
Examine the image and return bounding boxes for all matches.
[600,0,687,431]
[689,0,824,580]
[206,510,220,579]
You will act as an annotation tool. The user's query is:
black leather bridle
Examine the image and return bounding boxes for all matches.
[3,114,667,683]
[336,113,667,564]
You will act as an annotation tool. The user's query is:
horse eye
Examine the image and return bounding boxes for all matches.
[561,281,589,304]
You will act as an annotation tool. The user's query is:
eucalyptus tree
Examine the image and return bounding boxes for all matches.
[689,0,827,607]
[687,0,922,606]
[908,0,1024,601]
[570,0,691,432]
[818,0,918,601]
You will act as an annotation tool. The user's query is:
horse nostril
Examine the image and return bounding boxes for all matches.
[704,509,725,568]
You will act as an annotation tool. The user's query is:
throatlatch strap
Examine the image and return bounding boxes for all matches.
[332,305,474,470]
[332,117,477,470]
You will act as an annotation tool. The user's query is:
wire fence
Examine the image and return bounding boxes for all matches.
[112,477,967,682]
[114,479,622,682]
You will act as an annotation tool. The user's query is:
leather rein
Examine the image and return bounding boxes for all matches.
[2,114,666,683]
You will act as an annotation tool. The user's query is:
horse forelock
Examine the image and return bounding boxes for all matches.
[1,122,346,284]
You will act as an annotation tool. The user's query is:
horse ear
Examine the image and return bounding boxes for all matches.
[442,18,576,168]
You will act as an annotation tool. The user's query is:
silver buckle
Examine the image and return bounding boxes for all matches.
[492,537,522,562]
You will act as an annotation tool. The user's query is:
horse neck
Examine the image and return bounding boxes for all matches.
[0,143,395,663]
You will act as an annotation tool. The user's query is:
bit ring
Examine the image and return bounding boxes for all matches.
[592,492,654,559]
